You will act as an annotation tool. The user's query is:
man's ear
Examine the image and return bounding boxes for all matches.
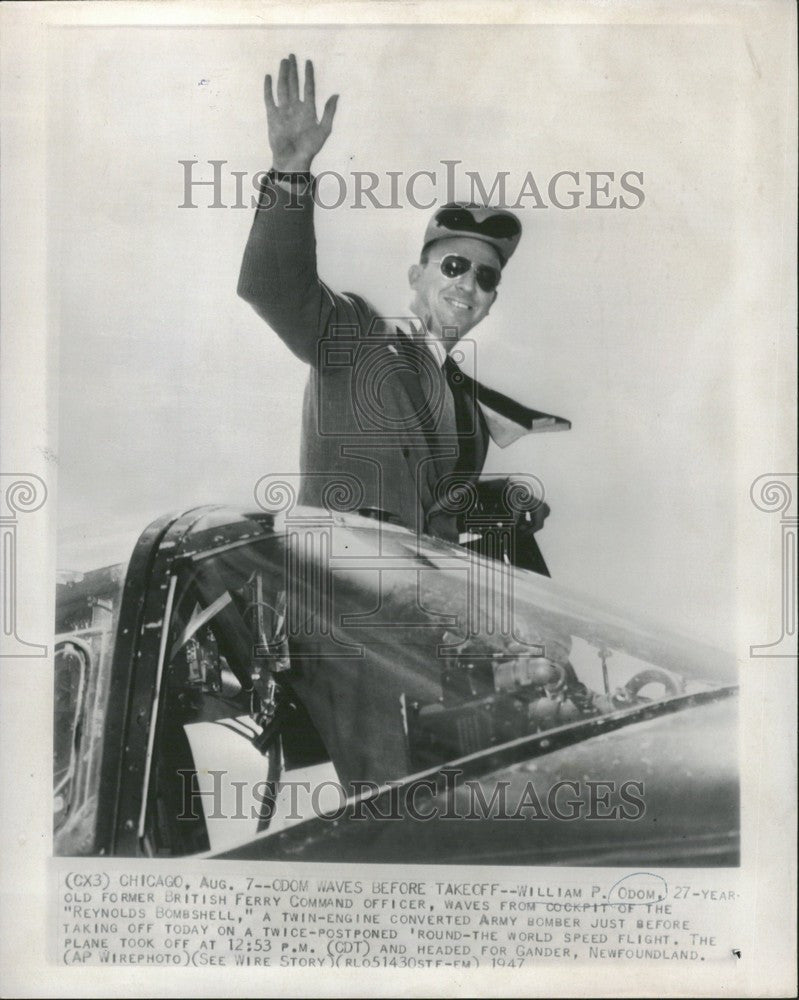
[408,263,422,289]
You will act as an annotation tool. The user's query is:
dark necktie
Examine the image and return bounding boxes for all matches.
[444,355,484,476]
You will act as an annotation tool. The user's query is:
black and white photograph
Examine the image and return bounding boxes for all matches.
[0,1,796,996]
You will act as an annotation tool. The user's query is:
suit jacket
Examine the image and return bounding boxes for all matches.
[238,175,489,541]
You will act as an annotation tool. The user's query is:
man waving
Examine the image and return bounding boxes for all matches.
[239,55,559,568]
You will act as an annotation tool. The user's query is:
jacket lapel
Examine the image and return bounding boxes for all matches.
[390,329,458,487]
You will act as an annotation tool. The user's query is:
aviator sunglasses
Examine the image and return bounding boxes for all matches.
[428,253,502,293]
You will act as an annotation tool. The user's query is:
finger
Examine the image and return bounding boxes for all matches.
[277,57,289,106]
[263,74,276,113]
[319,93,339,135]
[287,53,299,102]
[303,59,316,109]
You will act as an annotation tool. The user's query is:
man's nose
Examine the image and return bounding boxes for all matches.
[455,267,476,292]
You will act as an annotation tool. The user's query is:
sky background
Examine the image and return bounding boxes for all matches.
[49,22,783,650]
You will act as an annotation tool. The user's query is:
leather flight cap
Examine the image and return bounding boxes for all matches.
[423,202,522,266]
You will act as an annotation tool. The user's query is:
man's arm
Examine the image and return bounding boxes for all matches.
[237,172,340,365]
[238,56,361,365]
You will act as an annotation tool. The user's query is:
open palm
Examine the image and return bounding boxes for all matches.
[265,55,338,172]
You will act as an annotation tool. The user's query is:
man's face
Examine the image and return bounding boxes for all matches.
[408,236,501,342]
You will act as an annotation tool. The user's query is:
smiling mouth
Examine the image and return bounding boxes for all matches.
[443,297,473,312]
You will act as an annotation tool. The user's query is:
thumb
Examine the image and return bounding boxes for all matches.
[320,93,339,135]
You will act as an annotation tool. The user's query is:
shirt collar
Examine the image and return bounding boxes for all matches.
[406,317,449,368]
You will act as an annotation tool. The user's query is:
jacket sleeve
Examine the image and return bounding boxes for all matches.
[237,174,368,365]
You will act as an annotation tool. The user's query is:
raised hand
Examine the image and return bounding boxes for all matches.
[264,55,338,172]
